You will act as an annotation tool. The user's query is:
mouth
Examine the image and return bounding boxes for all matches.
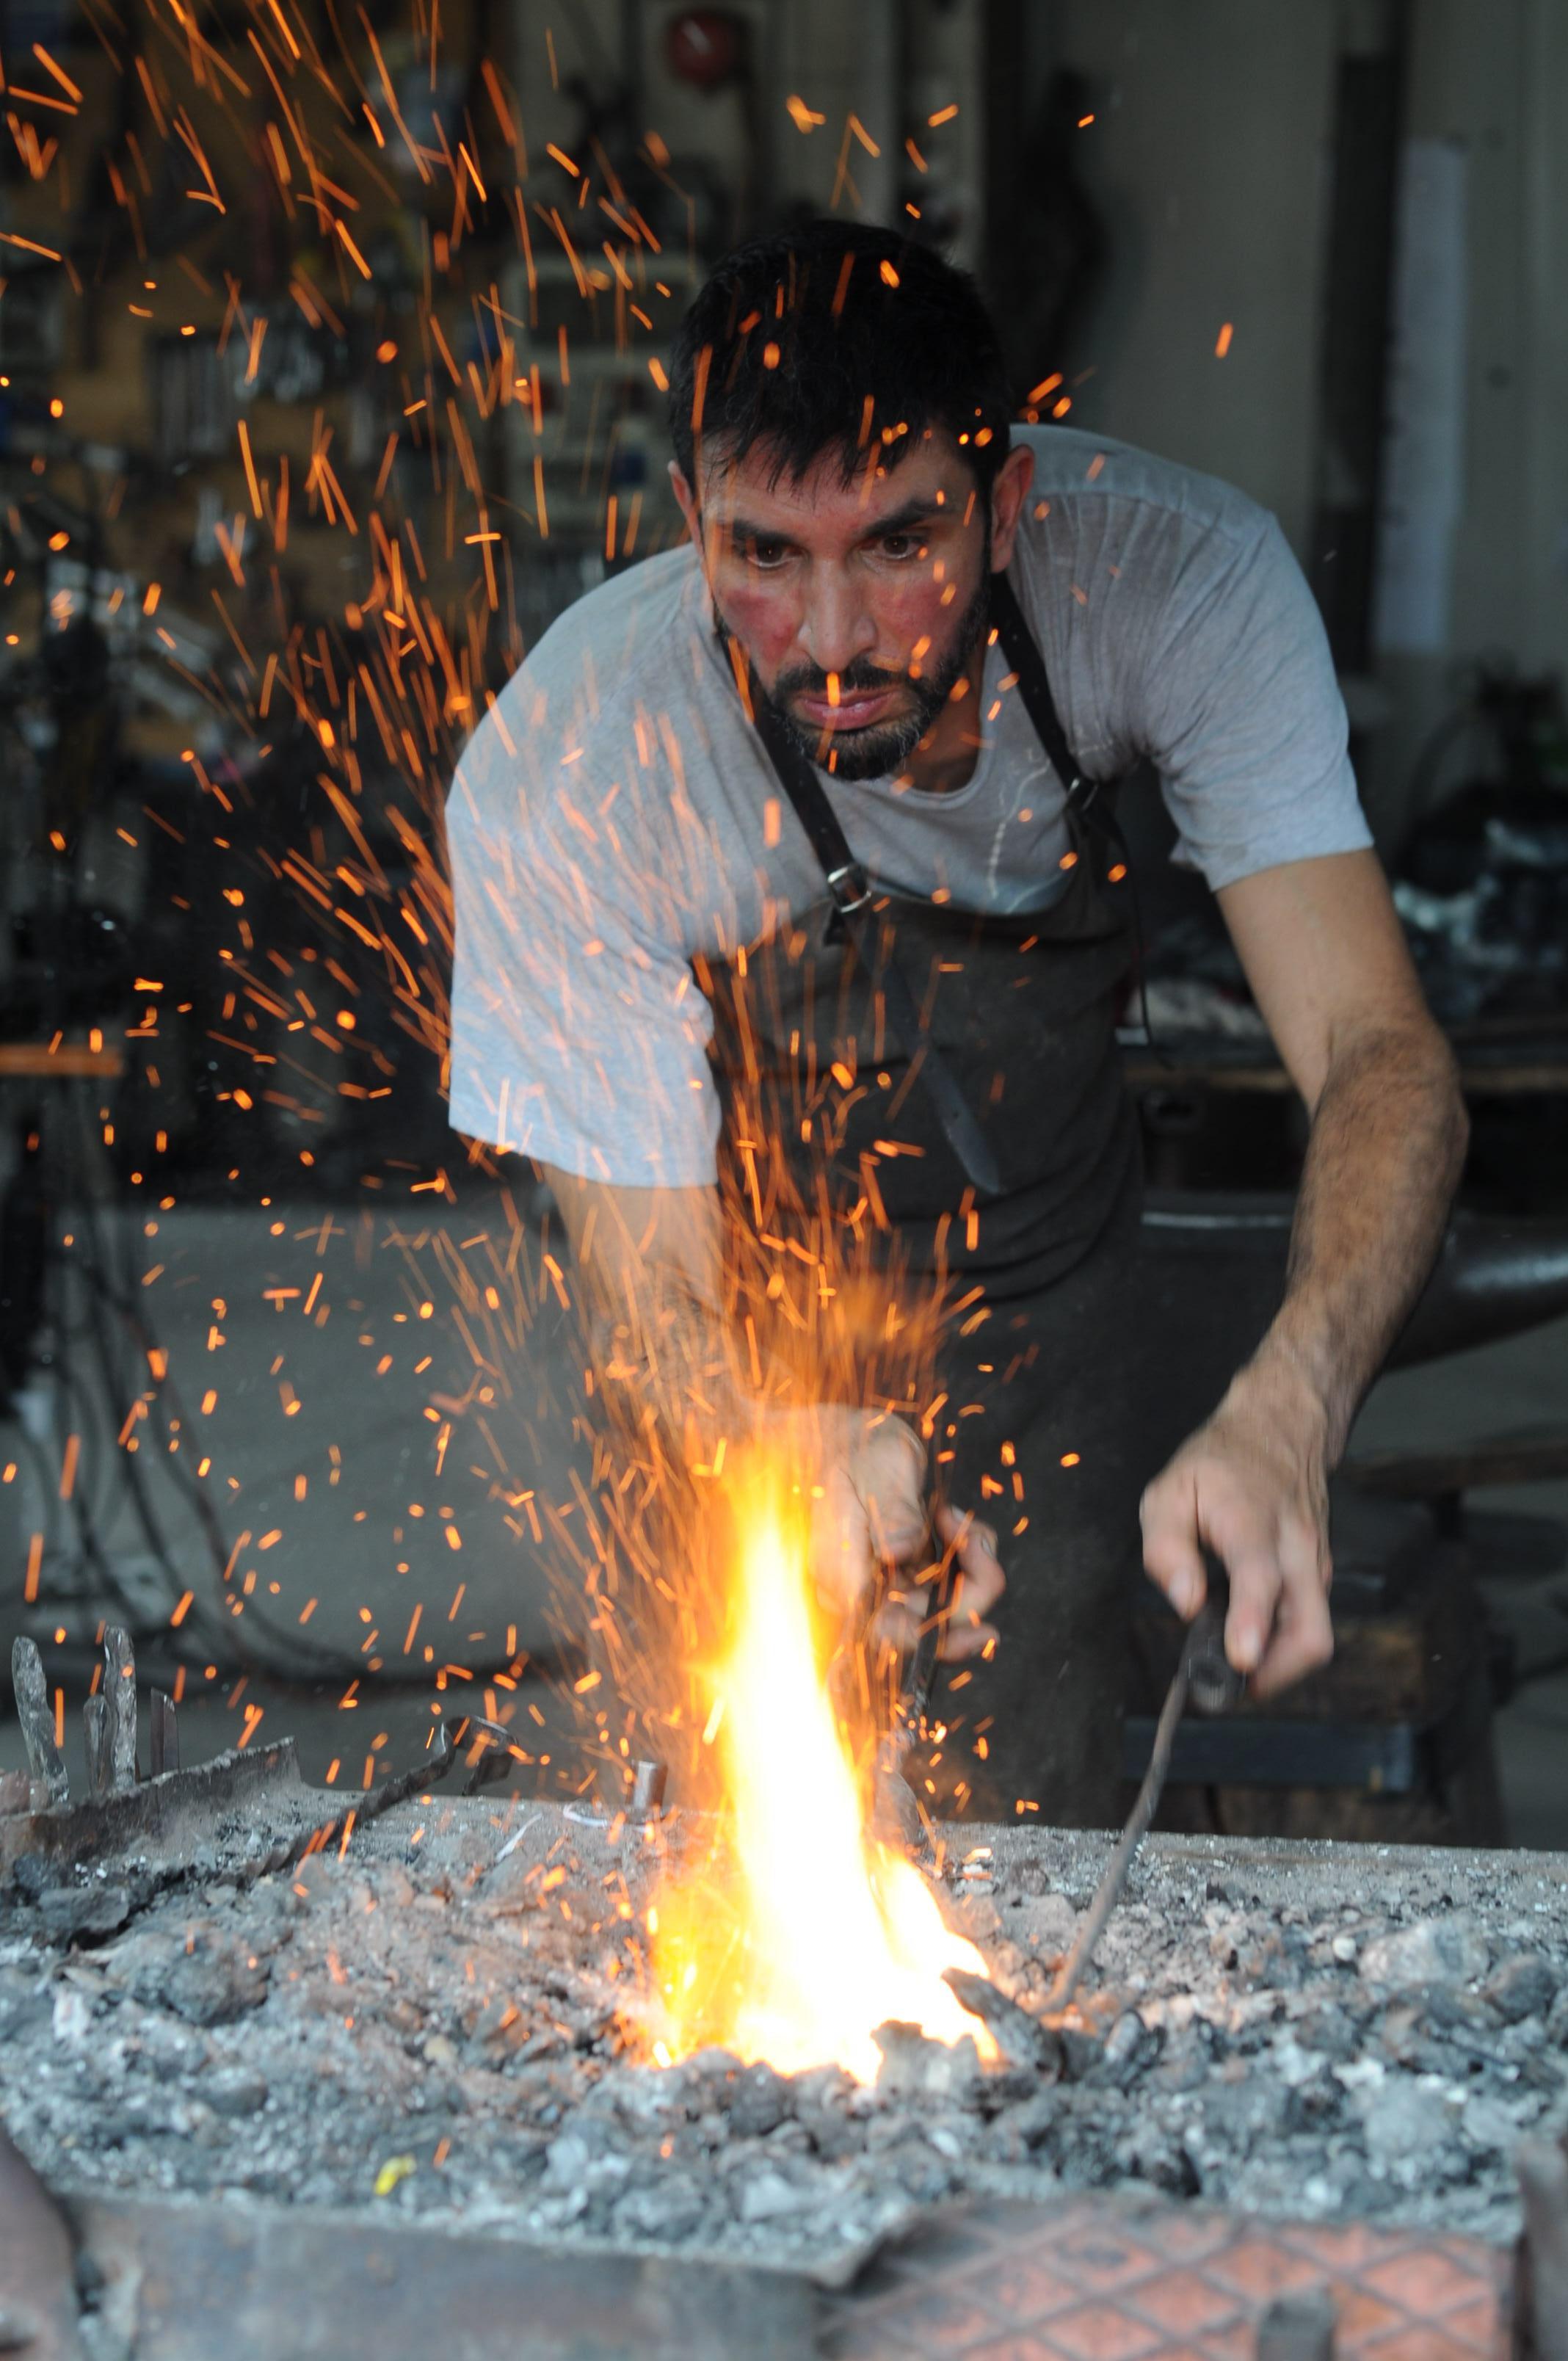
[790,685,901,731]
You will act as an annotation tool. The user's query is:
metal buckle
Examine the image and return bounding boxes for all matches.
[827,860,871,915]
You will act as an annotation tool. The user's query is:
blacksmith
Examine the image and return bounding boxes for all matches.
[446,220,1467,1824]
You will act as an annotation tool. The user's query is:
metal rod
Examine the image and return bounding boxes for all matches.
[1049,1638,1194,2016]
[1049,1598,1238,2015]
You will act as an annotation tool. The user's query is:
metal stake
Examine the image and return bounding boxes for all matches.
[1517,2131,1568,2361]
[9,1638,68,1807]
[104,1625,138,1791]
[149,1689,179,1777]
[1257,2290,1336,2360]
[83,1694,112,1801]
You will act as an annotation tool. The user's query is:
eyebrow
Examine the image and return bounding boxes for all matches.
[724,497,946,547]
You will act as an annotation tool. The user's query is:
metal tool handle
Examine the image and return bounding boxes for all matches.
[893,1486,959,1744]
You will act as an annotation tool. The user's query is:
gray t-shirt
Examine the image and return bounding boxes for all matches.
[447,427,1369,1186]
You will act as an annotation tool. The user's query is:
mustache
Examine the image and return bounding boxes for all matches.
[772,658,907,703]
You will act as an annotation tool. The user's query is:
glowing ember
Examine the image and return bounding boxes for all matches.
[647,1462,995,2083]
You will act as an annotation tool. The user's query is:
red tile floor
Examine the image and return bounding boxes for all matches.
[817,2193,1511,2360]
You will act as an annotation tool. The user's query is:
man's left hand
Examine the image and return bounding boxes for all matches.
[1139,1353,1334,1697]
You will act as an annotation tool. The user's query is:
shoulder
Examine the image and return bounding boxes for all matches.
[449,544,710,833]
[524,541,703,691]
[1007,427,1312,683]
[1015,425,1275,553]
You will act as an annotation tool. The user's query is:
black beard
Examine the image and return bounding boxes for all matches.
[715,568,993,784]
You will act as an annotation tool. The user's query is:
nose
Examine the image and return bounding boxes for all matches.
[795,566,878,677]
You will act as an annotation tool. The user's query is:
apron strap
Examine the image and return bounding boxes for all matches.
[747,569,1158,1192]
[990,570,1104,821]
[751,700,1002,1197]
[992,570,1159,1054]
[751,700,875,926]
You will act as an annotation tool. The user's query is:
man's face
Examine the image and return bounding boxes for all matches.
[671,431,1032,781]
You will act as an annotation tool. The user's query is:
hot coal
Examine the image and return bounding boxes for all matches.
[0,1801,1564,2275]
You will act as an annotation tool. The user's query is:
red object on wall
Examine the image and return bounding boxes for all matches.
[664,10,741,93]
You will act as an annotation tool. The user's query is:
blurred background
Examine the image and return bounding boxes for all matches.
[1,0,1566,1844]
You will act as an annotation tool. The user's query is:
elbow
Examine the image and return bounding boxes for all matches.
[1429,1026,1470,1193]
[1323,1013,1468,1191]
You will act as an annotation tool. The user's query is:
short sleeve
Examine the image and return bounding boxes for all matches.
[1135,513,1372,890]
[446,694,721,1189]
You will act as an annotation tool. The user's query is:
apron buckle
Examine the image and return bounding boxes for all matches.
[827,859,872,915]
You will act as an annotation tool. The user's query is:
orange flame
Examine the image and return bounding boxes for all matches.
[646,1462,992,2083]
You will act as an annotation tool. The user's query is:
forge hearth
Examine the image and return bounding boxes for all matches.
[4,1792,1566,2266]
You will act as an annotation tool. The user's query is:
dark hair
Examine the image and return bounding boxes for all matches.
[667,220,1012,498]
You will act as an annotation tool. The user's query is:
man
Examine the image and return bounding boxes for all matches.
[446,220,1466,1824]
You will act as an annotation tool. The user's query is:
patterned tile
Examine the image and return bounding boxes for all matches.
[1121,2269,1241,2336]
[1279,2220,1400,2275]
[813,2192,1510,2361]
[982,2257,1084,2325]
[1361,2248,1493,2318]
[1444,2292,1509,2344]
[1049,2228,1160,2295]
[1359,2334,1480,2361]
[1324,2285,1407,2340]
[968,2338,1069,2361]
[1205,2238,1329,2303]
[1039,2303,1164,2361]
[916,2290,1013,2350]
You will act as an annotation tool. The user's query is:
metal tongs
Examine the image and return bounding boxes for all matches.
[1048,1567,1246,2015]
[893,1490,965,1747]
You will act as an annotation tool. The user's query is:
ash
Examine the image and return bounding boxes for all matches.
[1,1800,1565,2274]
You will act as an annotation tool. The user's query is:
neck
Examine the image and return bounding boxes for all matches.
[901,636,990,795]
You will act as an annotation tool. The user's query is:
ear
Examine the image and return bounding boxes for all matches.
[987,444,1036,573]
[669,461,701,548]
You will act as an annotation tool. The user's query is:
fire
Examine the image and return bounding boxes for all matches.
[647,1462,995,2083]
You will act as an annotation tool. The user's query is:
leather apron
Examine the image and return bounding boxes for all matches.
[699,574,1148,1826]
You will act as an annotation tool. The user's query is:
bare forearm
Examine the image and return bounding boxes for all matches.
[537,1169,744,1470]
[581,1258,747,1470]
[1249,1021,1468,1459]
[1145,855,1467,1689]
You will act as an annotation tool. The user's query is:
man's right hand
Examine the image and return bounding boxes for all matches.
[537,1164,1004,1668]
[805,1407,1005,1662]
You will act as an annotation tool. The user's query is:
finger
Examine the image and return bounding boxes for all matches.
[934,1501,1006,1642]
[1250,1517,1334,1699]
[871,1595,929,1655]
[860,1421,929,1563]
[1140,1470,1208,1620]
[809,1460,876,1622]
[941,1614,1001,1662]
[872,1593,1000,1662]
[1215,1534,1284,1677]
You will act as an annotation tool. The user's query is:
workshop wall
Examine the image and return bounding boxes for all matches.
[1010,0,1568,844]
[1015,0,1338,567]
[1369,0,1568,843]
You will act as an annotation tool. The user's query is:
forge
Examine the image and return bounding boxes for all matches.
[1,1696,1564,2357]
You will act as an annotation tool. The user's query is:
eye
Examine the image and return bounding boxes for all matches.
[742,537,789,568]
[879,533,921,559]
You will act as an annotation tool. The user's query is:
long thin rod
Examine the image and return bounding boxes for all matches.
[1048,1649,1193,2016]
